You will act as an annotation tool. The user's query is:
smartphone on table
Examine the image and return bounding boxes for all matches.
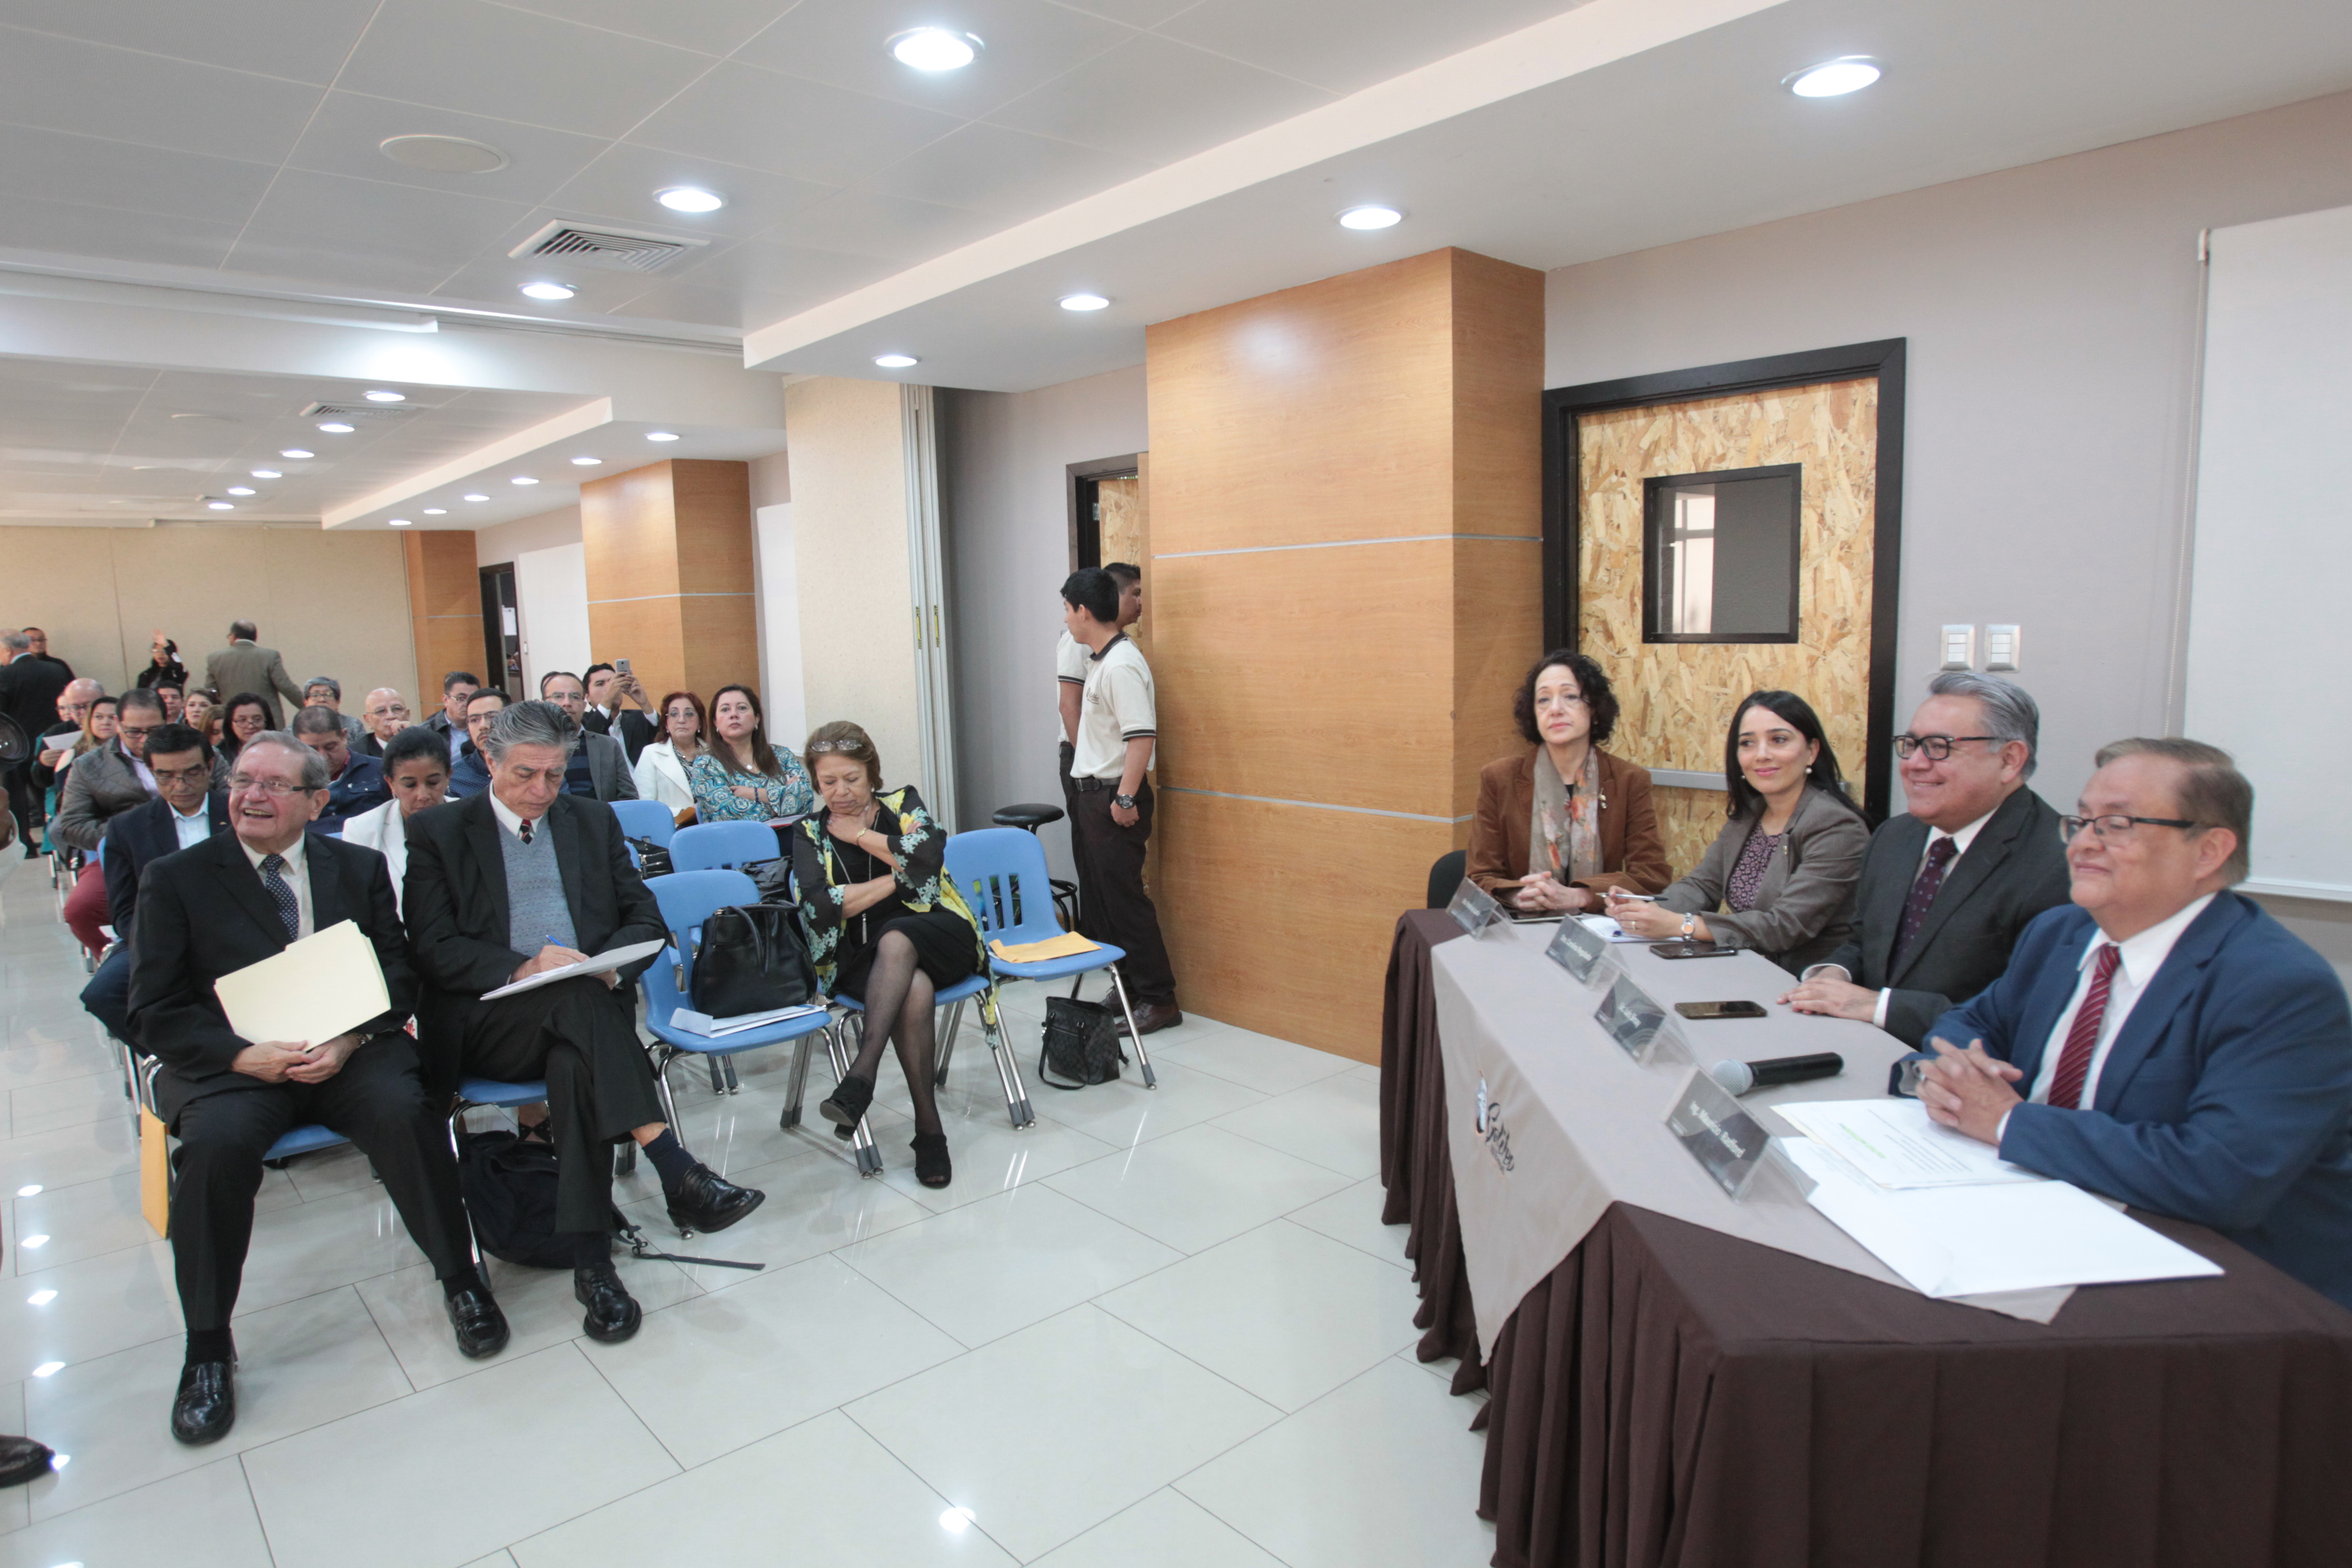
[1675,999,1768,1019]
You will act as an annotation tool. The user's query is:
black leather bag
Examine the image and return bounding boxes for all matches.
[458,1129,624,1268]
[689,904,817,1017]
[625,836,674,879]
[1038,995,1125,1089]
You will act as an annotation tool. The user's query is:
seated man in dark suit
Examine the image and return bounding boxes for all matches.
[403,700,762,1344]
[80,723,226,1040]
[538,670,638,802]
[582,662,658,766]
[291,704,391,831]
[1916,738,2352,1308]
[1783,673,2072,1044]
[444,687,507,798]
[129,731,507,1445]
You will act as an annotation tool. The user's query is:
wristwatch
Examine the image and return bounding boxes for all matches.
[1680,912,1698,940]
[1112,793,1136,811]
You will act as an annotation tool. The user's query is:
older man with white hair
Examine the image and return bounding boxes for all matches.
[356,686,413,758]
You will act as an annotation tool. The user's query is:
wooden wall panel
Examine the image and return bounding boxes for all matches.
[578,458,760,709]
[581,463,683,599]
[672,460,756,596]
[1651,782,1731,884]
[1449,249,1548,542]
[404,531,482,705]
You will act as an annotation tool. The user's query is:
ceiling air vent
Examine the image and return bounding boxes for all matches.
[507,221,710,275]
[301,402,411,420]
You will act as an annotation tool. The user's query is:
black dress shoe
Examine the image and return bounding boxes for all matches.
[444,1286,511,1360]
[819,1072,875,1129]
[574,1264,642,1344]
[665,1163,765,1236]
[171,1360,235,1446]
[0,1435,55,1487]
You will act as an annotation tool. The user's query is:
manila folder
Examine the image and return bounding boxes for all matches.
[213,919,391,1047]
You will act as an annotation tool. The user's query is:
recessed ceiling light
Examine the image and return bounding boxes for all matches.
[646,431,680,442]
[208,501,234,510]
[379,133,509,173]
[21,1235,48,1249]
[1785,56,1881,97]
[16,1184,40,1197]
[874,354,919,369]
[657,186,724,213]
[890,27,980,71]
[26,1289,55,1306]
[389,517,413,527]
[226,486,256,496]
[280,448,313,459]
[571,456,602,465]
[423,507,447,514]
[464,493,489,502]
[520,282,576,301]
[30,1361,61,1378]
[318,421,355,433]
[1337,205,1403,230]
[939,1507,977,1534]
[250,468,281,478]
[363,390,405,403]
[1059,293,1110,312]
[512,476,539,485]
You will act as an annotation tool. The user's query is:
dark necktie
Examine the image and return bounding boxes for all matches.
[259,853,300,943]
[1889,836,1959,970]
[2046,943,2123,1110]
[518,819,534,845]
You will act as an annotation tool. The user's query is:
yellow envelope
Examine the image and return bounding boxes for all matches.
[212,919,391,1047]
[990,931,1102,963]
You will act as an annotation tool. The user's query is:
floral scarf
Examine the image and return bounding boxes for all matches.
[1529,746,1603,884]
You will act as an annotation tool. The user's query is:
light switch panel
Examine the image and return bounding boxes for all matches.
[1941,625,1976,671]
[1985,624,2020,672]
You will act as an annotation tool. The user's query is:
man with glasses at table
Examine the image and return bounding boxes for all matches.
[1909,737,2352,1308]
[1782,672,2072,1044]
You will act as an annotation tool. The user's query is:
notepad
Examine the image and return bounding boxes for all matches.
[213,919,390,1047]
[479,939,666,1000]
[990,931,1102,962]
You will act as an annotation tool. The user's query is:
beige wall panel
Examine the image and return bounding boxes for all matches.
[580,463,684,600]
[1146,249,1457,554]
[1575,379,1877,782]
[1450,537,1548,816]
[671,459,756,596]
[681,612,761,708]
[577,458,760,711]
[784,378,921,781]
[1449,249,1548,541]
[0,529,136,690]
[257,529,420,703]
[585,597,686,703]
[1155,788,1448,1062]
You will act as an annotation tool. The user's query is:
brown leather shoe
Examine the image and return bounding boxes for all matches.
[1119,1003,1183,1037]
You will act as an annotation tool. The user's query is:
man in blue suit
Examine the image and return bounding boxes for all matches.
[1917,737,2352,1307]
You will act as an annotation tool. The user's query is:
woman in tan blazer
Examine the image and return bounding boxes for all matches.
[1468,650,1669,913]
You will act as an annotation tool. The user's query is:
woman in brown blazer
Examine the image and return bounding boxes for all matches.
[1468,649,1669,913]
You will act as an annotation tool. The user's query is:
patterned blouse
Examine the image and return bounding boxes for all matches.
[686,747,813,823]
[790,784,989,1004]
[1727,825,1788,912]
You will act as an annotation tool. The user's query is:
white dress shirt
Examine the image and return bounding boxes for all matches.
[240,833,314,941]
[486,784,537,843]
[2020,893,2217,1111]
[171,799,211,852]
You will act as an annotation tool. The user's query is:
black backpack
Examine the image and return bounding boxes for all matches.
[458,1129,620,1268]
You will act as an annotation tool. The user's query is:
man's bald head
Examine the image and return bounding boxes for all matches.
[361,687,412,741]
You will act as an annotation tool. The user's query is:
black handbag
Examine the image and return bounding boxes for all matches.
[688,904,817,1017]
[626,836,674,879]
[1038,995,1125,1089]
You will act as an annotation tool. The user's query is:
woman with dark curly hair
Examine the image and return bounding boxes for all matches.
[1467,649,1669,914]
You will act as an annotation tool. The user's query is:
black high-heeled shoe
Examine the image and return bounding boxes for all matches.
[820,1072,874,1129]
[911,1132,952,1188]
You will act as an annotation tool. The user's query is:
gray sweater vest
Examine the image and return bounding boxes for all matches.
[500,821,577,954]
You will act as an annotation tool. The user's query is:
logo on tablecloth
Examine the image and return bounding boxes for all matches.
[1473,1075,1514,1174]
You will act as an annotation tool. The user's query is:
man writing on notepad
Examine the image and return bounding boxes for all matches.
[402,700,763,1346]
[1912,738,2352,1307]
[128,730,507,1447]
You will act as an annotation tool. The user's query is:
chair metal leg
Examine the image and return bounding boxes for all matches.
[936,999,964,1087]
[823,1023,883,1176]
[1107,964,1157,1088]
[706,1055,727,1096]
[723,1056,741,1094]
[781,1032,816,1129]
[983,994,1034,1128]
[654,1050,682,1133]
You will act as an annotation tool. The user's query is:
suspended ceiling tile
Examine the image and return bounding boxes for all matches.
[0,0,380,85]
[0,26,325,163]
[862,121,1154,220]
[630,60,969,186]
[0,124,276,225]
[1157,0,1593,97]
[222,168,534,294]
[983,31,1337,165]
[761,185,1004,263]
[334,0,717,138]
[284,91,615,206]
[1048,0,1200,27]
[541,142,840,240]
[0,191,247,270]
[489,0,785,56]
[732,0,1138,121]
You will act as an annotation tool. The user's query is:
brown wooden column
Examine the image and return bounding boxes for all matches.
[578,459,757,705]
[1147,248,1544,1059]
[403,531,482,708]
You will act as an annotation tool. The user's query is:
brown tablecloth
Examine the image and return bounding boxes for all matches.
[1378,911,2352,1568]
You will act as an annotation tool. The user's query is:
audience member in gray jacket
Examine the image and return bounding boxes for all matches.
[1607,690,1870,973]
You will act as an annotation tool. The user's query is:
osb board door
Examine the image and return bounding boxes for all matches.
[1577,378,1876,877]
[1098,476,1145,573]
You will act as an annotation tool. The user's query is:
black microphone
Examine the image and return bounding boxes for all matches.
[1709,1052,1845,1096]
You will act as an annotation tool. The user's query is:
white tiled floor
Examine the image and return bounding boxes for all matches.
[0,854,1494,1565]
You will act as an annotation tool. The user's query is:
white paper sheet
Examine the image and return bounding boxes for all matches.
[479,939,665,1000]
[1773,1098,2046,1188]
[1781,1139,2224,1297]
[1578,915,1650,945]
[669,1003,828,1037]
[213,919,390,1047]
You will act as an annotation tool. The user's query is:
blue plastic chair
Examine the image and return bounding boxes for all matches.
[946,828,1157,1089]
[670,819,786,873]
[610,798,676,847]
[645,870,873,1177]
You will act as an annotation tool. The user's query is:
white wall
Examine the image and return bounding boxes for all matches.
[1542,87,2352,976]
[753,503,809,752]
[938,365,1148,865]
[474,504,582,568]
[512,543,590,698]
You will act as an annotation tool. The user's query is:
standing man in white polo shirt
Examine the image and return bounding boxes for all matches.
[1062,567,1178,1034]
[1055,563,1142,912]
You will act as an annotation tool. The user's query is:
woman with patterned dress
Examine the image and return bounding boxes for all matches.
[790,720,986,1189]
[1607,689,1869,973]
[686,683,812,825]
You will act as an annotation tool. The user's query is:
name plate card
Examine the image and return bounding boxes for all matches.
[1447,876,1506,939]
[1593,973,1674,1063]
[1545,916,1613,986]
[1665,1067,1775,1199]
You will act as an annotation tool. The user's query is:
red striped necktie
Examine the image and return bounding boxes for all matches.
[2046,942,2122,1110]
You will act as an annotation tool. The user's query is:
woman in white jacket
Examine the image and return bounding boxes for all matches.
[338,726,451,916]
[629,689,708,816]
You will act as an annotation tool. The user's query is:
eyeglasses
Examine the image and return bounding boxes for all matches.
[806,740,859,753]
[228,775,317,797]
[152,765,212,784]
[2060,813,2200,842]
[117,724,156,739]
[1894,734,1998,761]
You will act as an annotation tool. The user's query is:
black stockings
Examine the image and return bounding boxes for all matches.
[846,931,941,1136]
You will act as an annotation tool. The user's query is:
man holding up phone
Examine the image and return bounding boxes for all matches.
[583,662,657,766]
